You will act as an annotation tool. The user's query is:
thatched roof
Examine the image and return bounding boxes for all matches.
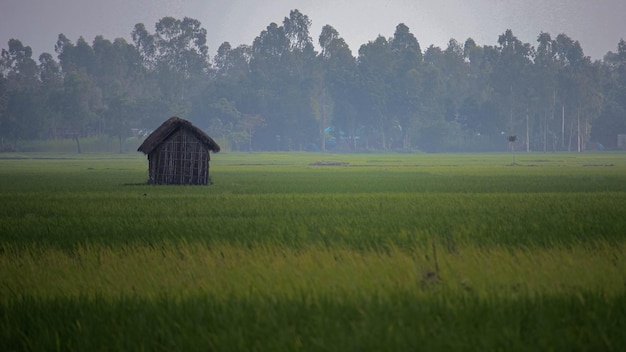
[137,116,221,154]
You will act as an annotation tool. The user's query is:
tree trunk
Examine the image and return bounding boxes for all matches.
[380,117,386,150]
[561,104,565,151]
[577,108,581,153]
[403,126,410,149]
[568,118,574,152]
[509,85,514,129]
[510,142,516,164]
[543,110,548,152]
[526,111,530,152]
[248,127,253,152]
[321,106,326,152]
[73,135,82,154]
[546,90,556,152]
[583,117,590,151]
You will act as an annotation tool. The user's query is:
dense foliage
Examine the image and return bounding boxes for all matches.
[1,9,626,152]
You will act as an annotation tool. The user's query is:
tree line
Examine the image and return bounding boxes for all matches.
[1,9,625,152]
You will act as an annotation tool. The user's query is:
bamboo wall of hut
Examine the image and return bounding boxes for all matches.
[138,117,220,185]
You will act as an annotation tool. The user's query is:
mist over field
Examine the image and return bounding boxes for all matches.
[2,1,626,154]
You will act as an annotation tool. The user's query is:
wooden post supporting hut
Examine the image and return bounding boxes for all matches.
[137,116,220,185]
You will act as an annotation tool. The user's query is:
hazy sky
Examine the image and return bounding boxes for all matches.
[1,0,625,61]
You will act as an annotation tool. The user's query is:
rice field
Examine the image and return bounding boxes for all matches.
[1,152,626,351]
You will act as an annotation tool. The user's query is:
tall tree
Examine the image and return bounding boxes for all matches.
[534,32,559,151]
[493,29,533,150]
[389,24,423,149]
[61,70,102,153]
[92,36,145,146]
[357,36,393,149]
[283,9,313,51]
[152,17,211,116]
[317,25,357,151]
[281,10,318,150]
[0,39,40,145]
[38,52,64,138]
[131,23,156,69]
[553,33,600,151]
[250,12,317,150]
[0,72,6,148]
[210,42,256,150]
[594,39,626,148]
[55,35,96,75]
[250,22,290,149]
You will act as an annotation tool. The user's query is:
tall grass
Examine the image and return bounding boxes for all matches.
[1,152,626,351]
[1,242,624,299]
[1,241,625,351]
[2,191,624,249]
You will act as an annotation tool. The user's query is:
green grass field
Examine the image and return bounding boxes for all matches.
[1,152,625,351]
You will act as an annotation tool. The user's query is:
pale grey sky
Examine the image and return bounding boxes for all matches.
[1,0,625,60]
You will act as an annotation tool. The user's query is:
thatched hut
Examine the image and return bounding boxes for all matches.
[137,117,220,185]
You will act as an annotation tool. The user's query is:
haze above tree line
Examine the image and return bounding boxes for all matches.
[1,9,625,153]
